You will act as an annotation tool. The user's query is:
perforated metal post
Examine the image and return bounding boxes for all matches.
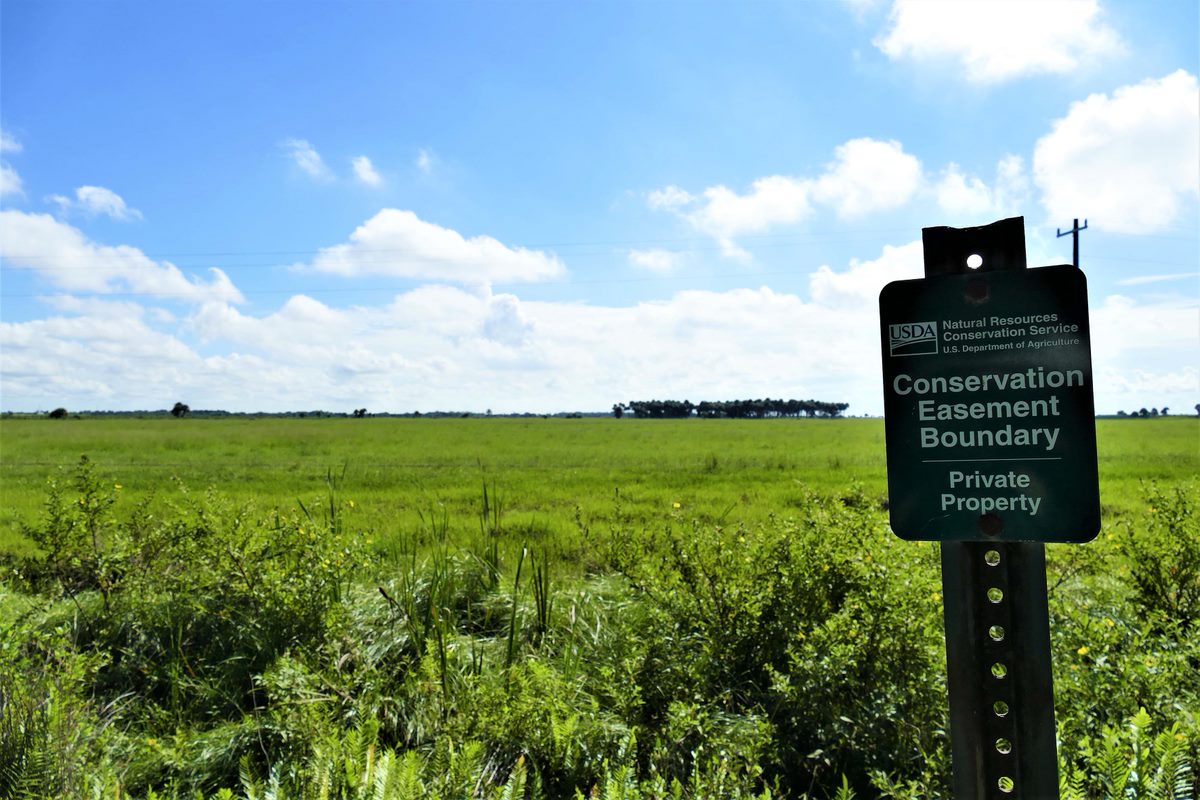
[923,219,1059,799]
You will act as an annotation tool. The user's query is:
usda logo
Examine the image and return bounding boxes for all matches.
[889,321,938,356]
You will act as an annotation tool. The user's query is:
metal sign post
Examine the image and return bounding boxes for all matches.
[878,217,1100,798]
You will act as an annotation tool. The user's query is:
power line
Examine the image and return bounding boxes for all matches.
[0,227,915,264]
[0,264,853,300]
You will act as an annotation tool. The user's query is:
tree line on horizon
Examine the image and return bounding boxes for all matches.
[614,398,850,419]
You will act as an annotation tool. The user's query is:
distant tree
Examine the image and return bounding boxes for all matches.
[1161,407,1169,416]
[1195,403,1199,417]
[612,403,624,419]
[352,408,367,418]
[1138,408,1149,418]
[1117,410,1127,417]
[48,407,68,419]
[1150,407,1159,417]
[171,402,190,418]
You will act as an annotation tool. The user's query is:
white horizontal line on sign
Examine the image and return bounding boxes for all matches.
[921,457,1065,463]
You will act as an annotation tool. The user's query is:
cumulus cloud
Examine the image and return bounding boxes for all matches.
[176,283,876,413]
[1034,70,1200,234]
[628,248,684,273]
[649,138,921,257]
[874,0,1122,83]
[352,156,383,187]
[809,240,924,308]
[688,175,813,239]
[306,209,566,284]
[48,185,143,221]
[0,299,210,408]
[3,237,1196,416]
[810,138,923,216]
[0,163,22,197]
[1089,293,1200,413]
[0,210,243,302]
[935,155,1031,223]
[281,138,330,179]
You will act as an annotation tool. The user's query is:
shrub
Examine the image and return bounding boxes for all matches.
[610,488,946,796]
[1121,483,1200,631]
[15,457,358,793]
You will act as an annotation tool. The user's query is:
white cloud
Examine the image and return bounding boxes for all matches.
[1089,293,1200,413]
[1091,293,1199,356]
[689,175,813,238]
[416,148,436,175]
[482,293,534,346]
[628,248,684,273]
[649,138,921,256]
[0,301,209,409]
[1116,272,1200,287]
[3,239,1197,417]
[646,185,694,210]
[48,185,143,221]
[174,283,878,414]
[352,156,383,187]
[811,138,922,217]
[1034,70,1200,234]
[281,138,330,179]
[935,155,1031,223]
[0,130,22,154]
[306,209,566,284]
[0,210,243,302]
[875,0,1122,83]
[77,186,141,220]
[0,163,23,197]
[936,166,993,216]
[809,240,924,307]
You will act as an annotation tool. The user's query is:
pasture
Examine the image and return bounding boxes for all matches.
[1,416,1194,554]
[0,415,1196,799]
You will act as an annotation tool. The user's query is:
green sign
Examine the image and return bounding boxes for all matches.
[879,264,1100,543]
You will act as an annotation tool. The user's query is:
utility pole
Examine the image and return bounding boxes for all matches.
[1056,218,1088,268]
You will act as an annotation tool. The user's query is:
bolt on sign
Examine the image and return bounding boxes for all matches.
[879,263,1100,542]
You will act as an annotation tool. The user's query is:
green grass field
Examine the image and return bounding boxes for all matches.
[2,416,1195,556]
[0,415,1196,799]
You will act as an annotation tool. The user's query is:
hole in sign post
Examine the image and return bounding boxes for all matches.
[987,587,1004,603]
[991,662,1008,679]
[979,512,1003,536]
[966,253,984,269]
[985,549,1001,566]
[964,277,990,304]
[989,625,1005,641]
[993,700,1009,717]
[998,776,1015,793]
[996,738,1013,754]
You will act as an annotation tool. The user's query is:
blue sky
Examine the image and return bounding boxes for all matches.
[1,0,1197,415]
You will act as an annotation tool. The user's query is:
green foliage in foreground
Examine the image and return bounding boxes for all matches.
[1,457,1198,799]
